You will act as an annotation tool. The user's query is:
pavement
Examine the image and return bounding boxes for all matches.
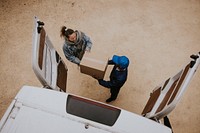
[0,0,200,133]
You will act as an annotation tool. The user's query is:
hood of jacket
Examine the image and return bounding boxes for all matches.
[64,30,83,46]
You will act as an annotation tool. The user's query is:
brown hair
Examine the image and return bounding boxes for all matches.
[60,26,74,38]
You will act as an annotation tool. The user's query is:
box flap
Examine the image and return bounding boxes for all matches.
[80,52,108,79]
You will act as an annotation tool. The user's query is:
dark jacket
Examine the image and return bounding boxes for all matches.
[98,60,128,99]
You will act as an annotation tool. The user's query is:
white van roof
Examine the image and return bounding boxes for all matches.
[0,86,172,133]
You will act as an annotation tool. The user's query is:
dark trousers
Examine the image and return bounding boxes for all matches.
[110,87,121,100]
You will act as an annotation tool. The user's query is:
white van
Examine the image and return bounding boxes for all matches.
[0,85,172,133]
[0,17,199,133]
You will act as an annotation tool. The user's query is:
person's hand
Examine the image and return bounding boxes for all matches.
[98,79,103,84]
[77,62,80,67]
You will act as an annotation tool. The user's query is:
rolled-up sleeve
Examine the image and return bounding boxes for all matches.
[83,33,92,51]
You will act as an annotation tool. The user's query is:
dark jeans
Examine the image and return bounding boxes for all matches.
[110,87,121,100]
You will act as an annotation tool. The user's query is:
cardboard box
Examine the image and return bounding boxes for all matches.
[80,53,108,79]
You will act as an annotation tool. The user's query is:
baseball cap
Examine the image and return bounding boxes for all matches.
[112,55,129,69]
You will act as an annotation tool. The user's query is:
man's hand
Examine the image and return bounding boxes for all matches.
[97,79,103,84]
